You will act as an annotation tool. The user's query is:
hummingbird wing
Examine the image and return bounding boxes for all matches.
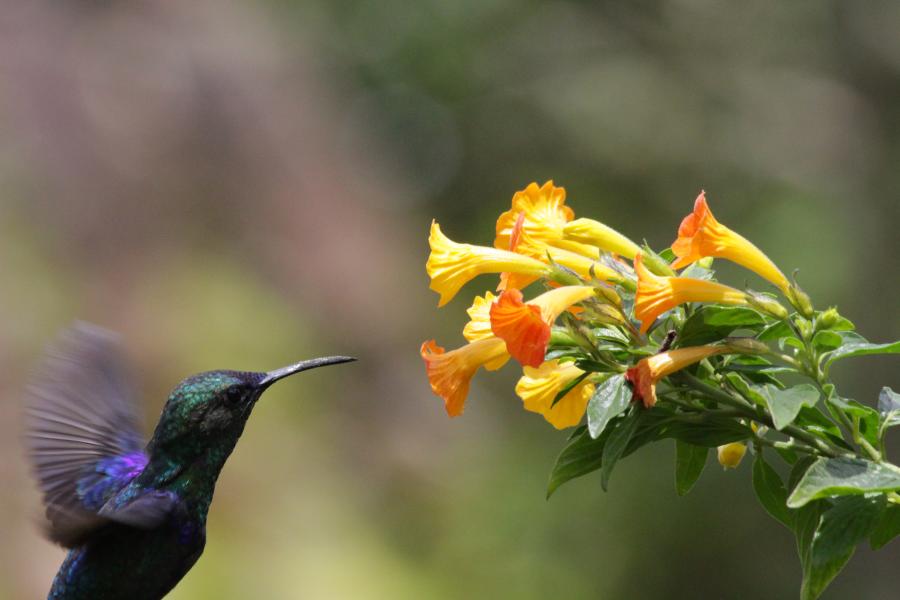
[25,322,151,546]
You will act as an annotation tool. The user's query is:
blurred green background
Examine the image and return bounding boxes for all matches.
[1,1,898,598]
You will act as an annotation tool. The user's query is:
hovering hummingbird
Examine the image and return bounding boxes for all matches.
[25,323,355,599]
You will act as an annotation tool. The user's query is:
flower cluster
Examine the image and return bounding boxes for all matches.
[419,182,900,600]
[421,182,797,437]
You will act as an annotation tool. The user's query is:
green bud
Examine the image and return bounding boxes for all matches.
[817,307,840,330]
[725,337,769,355]
[548,265,583,287]
[795,318,813,341]
[787,284,814,318]
[747,292,789,320]
[594,284,622,307]
[639,244,676,277]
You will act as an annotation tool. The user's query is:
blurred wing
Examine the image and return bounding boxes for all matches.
[25,322,149,546]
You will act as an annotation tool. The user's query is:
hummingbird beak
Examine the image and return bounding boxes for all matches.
[257,356,356,390]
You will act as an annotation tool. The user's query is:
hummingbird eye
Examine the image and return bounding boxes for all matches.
[223,386,245,406]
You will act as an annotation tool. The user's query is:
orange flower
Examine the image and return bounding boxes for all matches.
[515,360,594,429]
[427,221,549,306]
[420,338,509,417]
[490,286,596,367]
[633,251,748,333]
[625,346,730,408]
[671,192,790,293]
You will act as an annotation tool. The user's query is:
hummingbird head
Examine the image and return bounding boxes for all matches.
[146,356,355,467]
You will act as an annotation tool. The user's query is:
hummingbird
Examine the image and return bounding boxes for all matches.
[24,322,355,599]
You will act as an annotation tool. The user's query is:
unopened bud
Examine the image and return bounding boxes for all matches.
[639,245,676,277]
[717,442,747,469]
[595,284,622,307]
[548,265,583,287]
[747,292,789,320]
[796,318,813,341]
[817,307,840,331]
[725,338,769,355]
[787,284,814,318]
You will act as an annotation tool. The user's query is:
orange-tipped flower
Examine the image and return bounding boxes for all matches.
[420,338,509,417]
[625,346,730,408]
[490,286,596,367]
[671,192,790,293]
[427,221,549,306]
[633,252,749,333]
[562,218,641,260]
[495,181,573,250]
[515,360,594,429]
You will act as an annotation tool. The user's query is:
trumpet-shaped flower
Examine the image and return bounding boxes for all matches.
[562,218,642,260]
[420,338,509,417]
[490,286,596,367]
[494,181,573,250]
[634,252,749,333]
[462,291,498,342]
[625,346,730,408]
[427,221,549,306]
[515,360,594,429]
[717,442,747,469]
[671,192,790,293]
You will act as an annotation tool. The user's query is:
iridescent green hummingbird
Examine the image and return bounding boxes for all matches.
[25,323,355,599]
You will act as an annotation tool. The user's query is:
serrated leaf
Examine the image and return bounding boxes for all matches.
[870,503,900,550]
[787,457,900,508]
[757,383,820,430]
[674,440,708,496]
[677,306,767,347]
[600,406,640,491]
[801,495,885,600]
[823,339,900,368]
[586,373,631,439]
[752,451,793,529]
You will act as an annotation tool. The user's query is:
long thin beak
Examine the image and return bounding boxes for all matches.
[258,356,356,389]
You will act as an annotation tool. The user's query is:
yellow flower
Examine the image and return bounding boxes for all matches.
[671,192,790,294]
[490,286,596,367]
[494,181,573,250]
[717,442,747,469]
[427,221,549,306]
[633,252,749,333]
[420,338,509,417]
[462,291,498,342]
[625,346,730,408]
[562,218,641,260]
[516,360,594,429]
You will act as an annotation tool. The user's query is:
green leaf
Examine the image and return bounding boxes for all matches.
[825,394,880,447]
[870,503,900,550]
[752,451,793,529]
[823,339,900,368]
[546,427,609,498]
[600,406,641,491]
[801,495,886,600]
[787,457,900,508]
[586,374,631,439]
[792,407,849,449]
[658,247,675,262]
[811,330,843,352]
[550,371,591,408]
[663,418,753,447]
[757,383,820,430]
[677,306,766,347]
[674,440,708,496]
[758,320,792,342]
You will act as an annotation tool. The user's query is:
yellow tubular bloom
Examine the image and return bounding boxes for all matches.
[633,252,749,333]
[563,218,642,260]
[626,346,731,408]
[717,442,747,469]
[515,360,594,429]
[671,192,790,294]
[494,181,573,250]
[420,338,510,417]
[427,221,549,307]
[462,291,498,342]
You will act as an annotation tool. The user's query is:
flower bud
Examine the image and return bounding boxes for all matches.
[548,264,584,287]
[595,283,622,307]
[747,292,789,320]
[724,338,769,355]
[787,284,814,318]
[639,245,676,277]
[816,307,840,331]
[717,442,747,469]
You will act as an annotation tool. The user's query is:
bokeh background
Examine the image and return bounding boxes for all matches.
[1,1,898,598]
